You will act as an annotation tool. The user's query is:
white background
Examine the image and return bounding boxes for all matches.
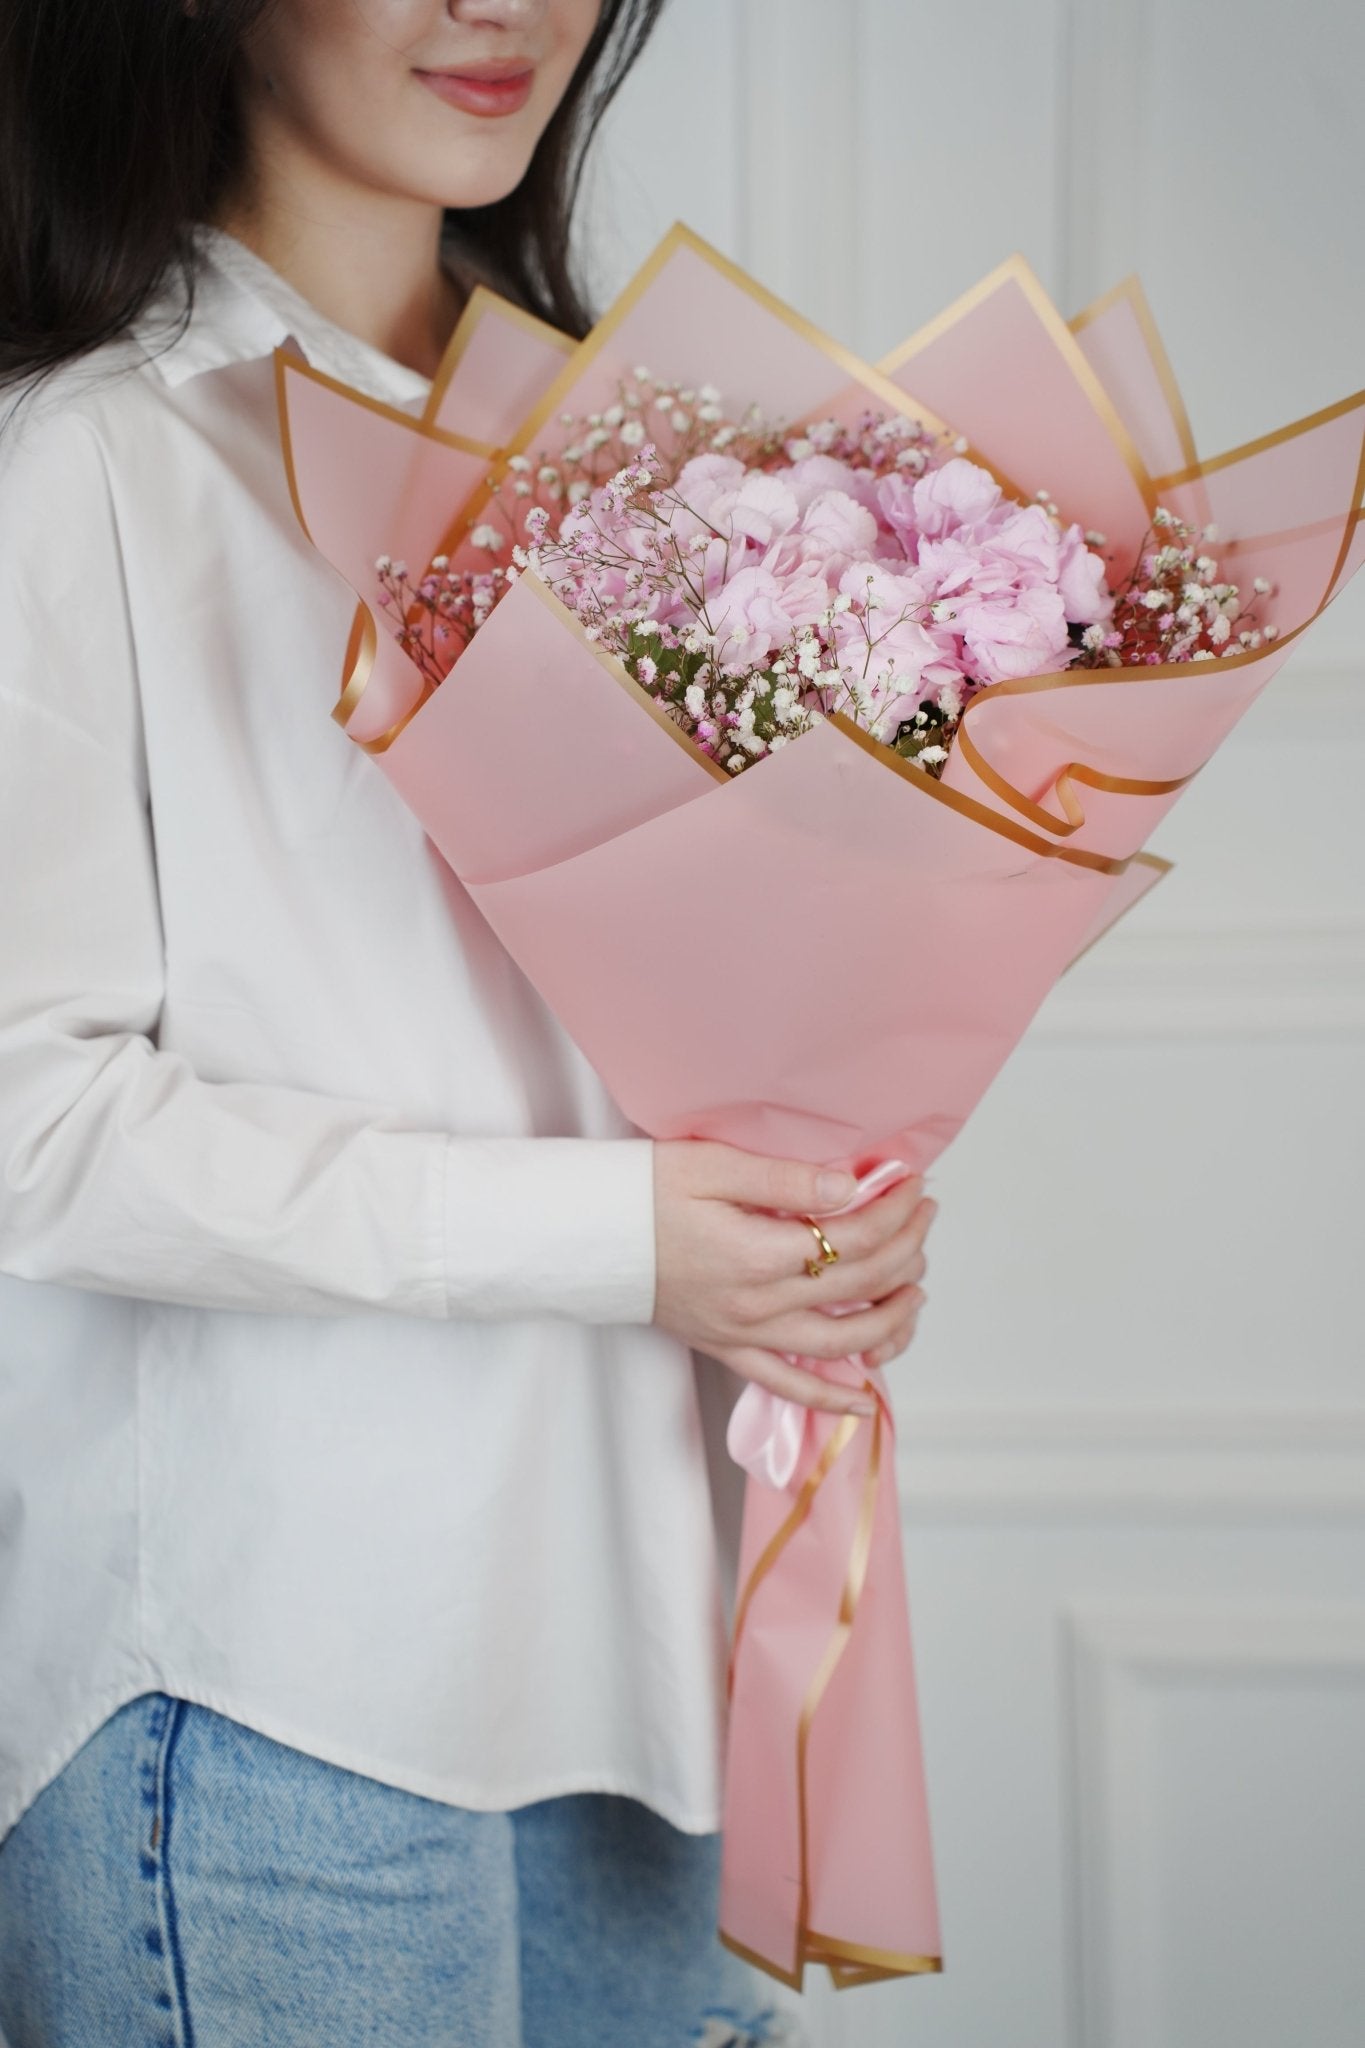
[587,5,1365,2043]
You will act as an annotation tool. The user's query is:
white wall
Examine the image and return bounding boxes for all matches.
[587,5,1365,2042]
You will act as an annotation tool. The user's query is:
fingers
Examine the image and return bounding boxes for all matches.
[651,1141,938,1379]
[711,1345,876,1416]
[680,1139,933,1256]
[808,1192,936,1294]
[755,1284,926,1363]
[800,1203,934,1306]
[863,1293,926,1366]
[691,1142,858,1219]
[719,1177,932,1285]
[710,1276,928,1418]
[744,1197,938,1315]
[815,1181,932,1261]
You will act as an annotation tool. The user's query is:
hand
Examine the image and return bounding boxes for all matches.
[652,1139,937,1416]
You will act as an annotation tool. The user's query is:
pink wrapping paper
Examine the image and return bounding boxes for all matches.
[274,225,1365,1990]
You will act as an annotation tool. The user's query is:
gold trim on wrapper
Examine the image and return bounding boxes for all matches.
[1067,270,1200,476]
[945,611,1323,846]
[878,251,1159,518]
[726,1417,860,1691]
[422,283,576,430]
[333,566,739,769]
[1060,849,1173,981]
[1219,511,1350,558]
[273,348,485,756]
[273,346,497,486]
[721,1388,944,1991]
[328,597,437,758]
[952,718,1199,841]
[826,714,1140,876]
[1152,387,1365,491]
[494,222,961,466]
[334,602,378,732]
[519,575,732,782]
[942,392,1365,840]
[718,1926,941,1993]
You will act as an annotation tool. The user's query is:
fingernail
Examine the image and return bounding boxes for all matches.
[850,1397,876,1415]
[817,1170,856,1206]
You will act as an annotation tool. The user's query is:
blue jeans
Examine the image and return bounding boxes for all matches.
[0,1695,796,2047]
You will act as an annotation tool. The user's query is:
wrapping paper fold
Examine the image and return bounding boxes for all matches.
[274,224,1364,1991]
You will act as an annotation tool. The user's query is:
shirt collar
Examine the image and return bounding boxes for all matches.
[135,224,434,411]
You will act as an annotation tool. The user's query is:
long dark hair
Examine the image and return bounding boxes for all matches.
[0,0,666,402]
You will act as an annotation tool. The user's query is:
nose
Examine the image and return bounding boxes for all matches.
[448,0,548,25]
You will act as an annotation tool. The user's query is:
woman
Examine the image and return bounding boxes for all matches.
[0,2,936,2041]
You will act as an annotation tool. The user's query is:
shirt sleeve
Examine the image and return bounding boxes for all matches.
[0,399,658,1326]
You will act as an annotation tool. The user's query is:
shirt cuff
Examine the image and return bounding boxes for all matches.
[443,1136,657,1324]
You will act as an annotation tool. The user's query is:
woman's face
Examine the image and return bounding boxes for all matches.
[238,0,603,214]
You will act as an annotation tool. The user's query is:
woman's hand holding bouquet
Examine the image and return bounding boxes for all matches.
[651,1141,934,1416]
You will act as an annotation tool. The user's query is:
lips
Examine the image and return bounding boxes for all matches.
[414,64,536,119]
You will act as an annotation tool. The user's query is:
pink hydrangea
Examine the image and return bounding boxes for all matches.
[392,376,1253,784]
[909,456,1005,539]
[953,584,1072,684]
[707,564,807,673]
[524,404,1117,775]
[1056,521,1115,624]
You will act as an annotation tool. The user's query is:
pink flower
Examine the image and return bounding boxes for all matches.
[784,454,883,519]
[954,584,1071,683]
[798,488,879,561]
[693,531,745,599]
[873,471,922,554]
[833,562,946,687]
[673,456,801,546]
[673,452,747,510]
[753,545,834,636]
[911,456,1004,539]
[723,473,801,548]
[1056,521,1115,623]
[668,454,747,547]
[980,503,1061,583]
[916,535,1004,602]
[706,565,804,671]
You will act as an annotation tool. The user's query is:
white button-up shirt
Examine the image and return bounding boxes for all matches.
[0,227,743,1838]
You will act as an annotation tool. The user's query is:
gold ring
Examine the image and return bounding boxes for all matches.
[802,1218,840,1278]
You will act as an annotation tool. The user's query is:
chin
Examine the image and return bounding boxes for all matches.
[429,156,540,213]
[452,166,536,208]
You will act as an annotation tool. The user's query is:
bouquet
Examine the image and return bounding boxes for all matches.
[274,225,1364,1990]
[376,372,1274,785]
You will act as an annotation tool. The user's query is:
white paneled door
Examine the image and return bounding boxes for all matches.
[588,5,1365,2044]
